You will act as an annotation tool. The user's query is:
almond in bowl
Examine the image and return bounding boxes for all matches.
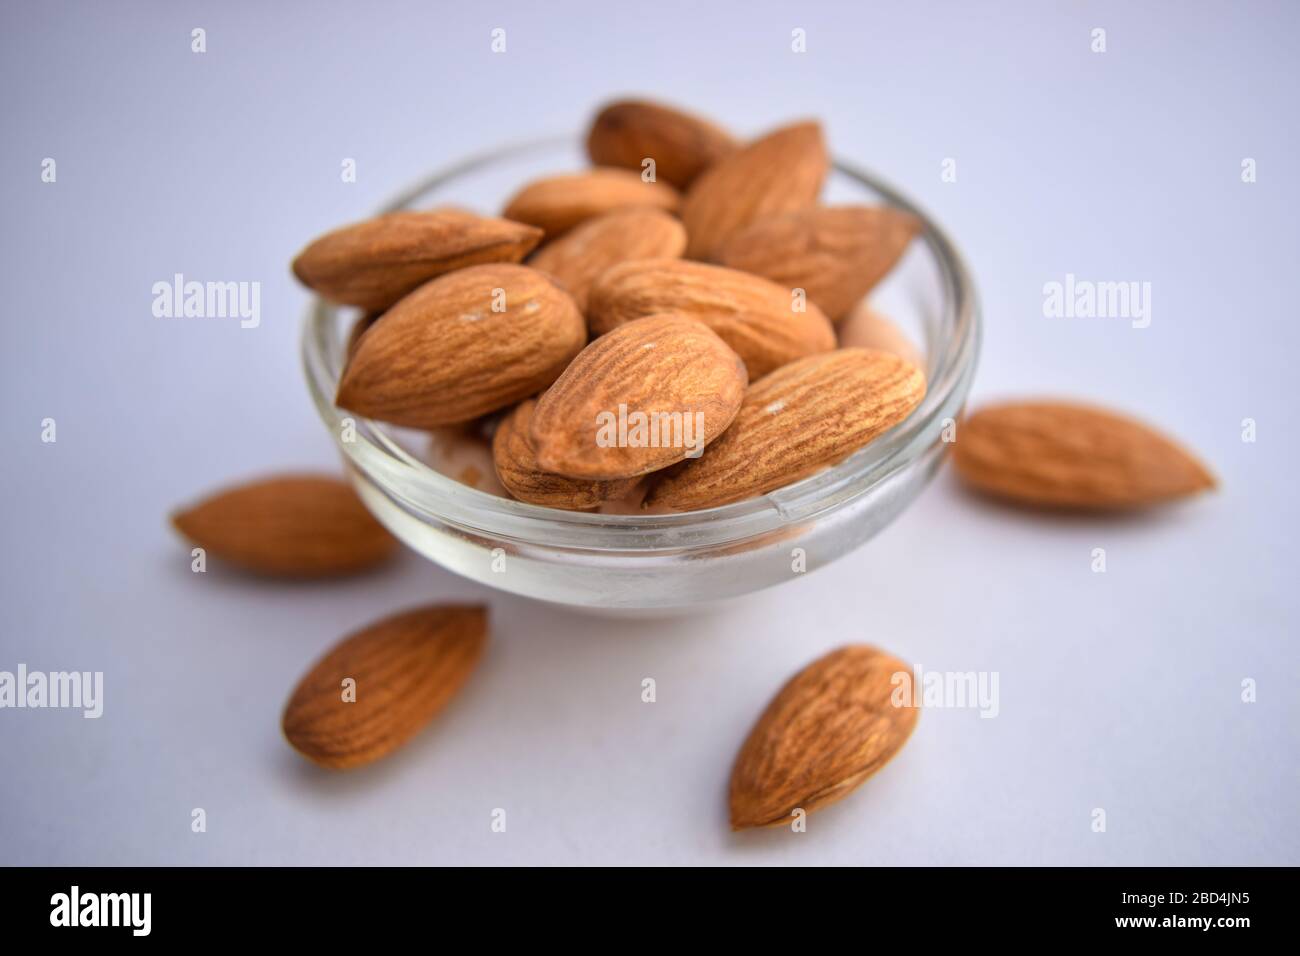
[297,98,979,610]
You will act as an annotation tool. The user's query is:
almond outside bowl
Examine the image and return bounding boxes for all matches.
[302,136,980,611]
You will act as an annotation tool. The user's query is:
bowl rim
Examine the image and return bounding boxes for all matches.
[302,135,981,553]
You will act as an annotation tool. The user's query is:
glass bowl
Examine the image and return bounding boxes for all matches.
[302,136,980,611]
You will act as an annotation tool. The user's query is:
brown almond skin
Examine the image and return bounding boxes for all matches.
[718,206,921,320]
[336,264,586,428]
[586,99,738,189]
[586,258,836,380]
[646,348,926,511]
[493,400,639,509]
[344,311,382,366]
[528,207,686,312]
[837,303,924,368]
[529,314,748,480]
[171,474,397,577]
[282,605,487,770]
[502,168,681,239]
[291,209,542,311]
[953,401,1217,510]
[730,645,919,830]
[681,121,828,261]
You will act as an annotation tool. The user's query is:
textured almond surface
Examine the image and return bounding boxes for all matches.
[529,314,748,480]
[953,401,1217,510]
[344,311,381,365]
[718,205,920,320]
[493,399,639,509]
[171,474,397,577]
[730,645,919,830]
[586,98,738,189]
[586,258,835,379]
[646,348,926,510]
[502,168,681,238]
[282,605,487,770]
[292,208,542,311]
[528,207,686,312]
[681,121,828,260]
[837,302,924,368]
[336,264,586,428]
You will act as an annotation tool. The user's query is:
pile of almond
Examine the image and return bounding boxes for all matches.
[293,100,928,512]
[169,98,1218,836]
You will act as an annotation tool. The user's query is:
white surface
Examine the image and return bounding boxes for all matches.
[1,0,1296,865]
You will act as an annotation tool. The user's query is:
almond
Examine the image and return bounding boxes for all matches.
[291,208,542,311]
[718,206,920,320]
[730,645,918,830]
[493,399,639,509]
[645,348,926,510]
[502,168,681,239]
[336,264,586,428]
[171,474,397,577]
[837,302,923,368]
[586,258,836,379]
[528,207,686,312]
[282,604,487,769]
[529,314,747,480]
[952,400,1217,510]
[344,311,381,365]
[681,121,828,260]
[586,99,738,189]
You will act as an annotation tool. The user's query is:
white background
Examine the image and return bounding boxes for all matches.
[1,0,1296,865]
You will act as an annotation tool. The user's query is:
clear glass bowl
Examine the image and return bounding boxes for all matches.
[302,137,980,611]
